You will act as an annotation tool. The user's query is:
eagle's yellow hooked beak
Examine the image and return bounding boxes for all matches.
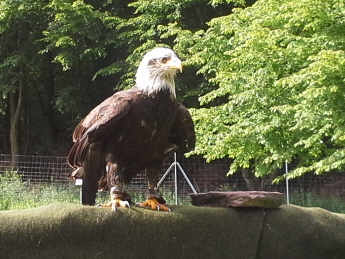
[166,57,183,73]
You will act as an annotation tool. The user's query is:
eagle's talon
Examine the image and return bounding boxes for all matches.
[138,197,170,212]
[119,200,130,208]
[97,197,130,212]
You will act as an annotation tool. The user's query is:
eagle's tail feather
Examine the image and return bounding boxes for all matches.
[82,142,105,206]
[67,137,89,167]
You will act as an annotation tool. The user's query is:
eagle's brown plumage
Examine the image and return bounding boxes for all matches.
[68,48,195,210]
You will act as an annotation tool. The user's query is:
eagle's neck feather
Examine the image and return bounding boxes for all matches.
[135,67,176,99]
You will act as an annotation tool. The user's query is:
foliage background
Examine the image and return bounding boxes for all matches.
[184,0,345,180]
[1,0,345,180]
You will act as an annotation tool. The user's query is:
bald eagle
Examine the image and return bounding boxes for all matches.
[68,48,195,211]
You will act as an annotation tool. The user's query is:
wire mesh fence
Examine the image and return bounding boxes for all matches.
[0,154,71,185]
[1,154,345,212]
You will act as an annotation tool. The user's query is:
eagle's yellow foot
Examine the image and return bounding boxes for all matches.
[96,187,131,212]
[138,198,171,212]
[96,198,130,212]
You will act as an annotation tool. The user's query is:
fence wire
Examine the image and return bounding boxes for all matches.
[1,154,345,211]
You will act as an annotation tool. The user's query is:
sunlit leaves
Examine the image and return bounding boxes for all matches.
[2,0,344,176]
[209,0,245,7]
[185,0,345,179]
[41,0,109,70]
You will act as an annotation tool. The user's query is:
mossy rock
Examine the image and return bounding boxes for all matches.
[0,203,344,259]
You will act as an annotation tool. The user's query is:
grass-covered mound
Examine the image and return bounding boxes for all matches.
[0,203,344,259]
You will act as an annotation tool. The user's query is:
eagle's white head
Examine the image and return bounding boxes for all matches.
[135,47,182,99]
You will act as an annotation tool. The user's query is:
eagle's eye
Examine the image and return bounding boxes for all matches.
[161,57,169,63]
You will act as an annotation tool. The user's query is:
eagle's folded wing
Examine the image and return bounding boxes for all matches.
[68,90,133,167]
[169,102,196,153]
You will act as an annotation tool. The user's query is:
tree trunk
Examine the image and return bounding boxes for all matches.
[9,76,24,166]
[0,99,10,153]
[44,60,58,143]
[241,168,276,191]
[241,168,255,190]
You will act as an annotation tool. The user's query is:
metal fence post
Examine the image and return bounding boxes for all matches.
[285,161,290,205]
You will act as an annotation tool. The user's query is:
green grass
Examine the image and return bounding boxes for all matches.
[2,171,345,213]
[0,171,80,210]
[0,171,191,210]
[289,192,345,214]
